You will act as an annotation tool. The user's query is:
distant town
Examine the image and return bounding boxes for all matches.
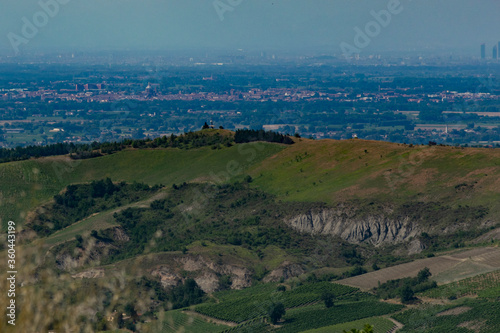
[0,53,499,148]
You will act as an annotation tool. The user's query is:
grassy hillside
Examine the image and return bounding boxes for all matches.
[249,139,500,210]
[0,142,284,224]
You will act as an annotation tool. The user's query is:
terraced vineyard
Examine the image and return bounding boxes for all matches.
[195,282,358,323]
[143,309,230,333]
[394,299,500,333]
[221,318,271,333]
[193,281,402,333]
[276,302,404,333]
[421,269,500,299]
[300,316,395,333]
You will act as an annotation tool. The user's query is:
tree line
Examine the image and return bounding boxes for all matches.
[234,129,295,144]
[0,129,294,164]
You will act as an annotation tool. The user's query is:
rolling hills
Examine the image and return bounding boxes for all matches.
[1,130,500,332]
[3,132,500,226]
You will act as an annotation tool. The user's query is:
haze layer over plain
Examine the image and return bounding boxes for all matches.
[1,0,499,55]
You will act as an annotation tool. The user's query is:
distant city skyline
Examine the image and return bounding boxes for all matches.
[480,42,500,59]
[1,0,499,57]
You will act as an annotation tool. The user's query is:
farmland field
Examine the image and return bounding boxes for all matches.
[338,247,500,290]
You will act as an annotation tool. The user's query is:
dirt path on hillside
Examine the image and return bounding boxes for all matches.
[419,296,452,305]
[385,317,404,332]
[182,310,238,327]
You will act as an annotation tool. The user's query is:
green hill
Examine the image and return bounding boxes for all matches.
[2,131,500,332]
[0,141,284,224]
[250,138,500,210]
[4,134,500,226]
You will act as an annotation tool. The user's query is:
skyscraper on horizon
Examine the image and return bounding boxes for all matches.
[481,43,486,59]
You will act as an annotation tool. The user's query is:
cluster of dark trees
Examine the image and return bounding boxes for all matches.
[126,131,234,149]
[94,277,206,332]
[30,179,158,236]
[0,140,120,163]
[169,278,206,309]
[137,277,205,310]
[234,129,294,144]
[0,142,96,163]
[374,267,436,303]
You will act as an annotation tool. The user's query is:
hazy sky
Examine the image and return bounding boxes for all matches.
[1,0,500,56]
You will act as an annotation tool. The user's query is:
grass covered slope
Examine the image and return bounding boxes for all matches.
[0,141,284,224]
[300,317,394,333]
[250,138,500,209]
